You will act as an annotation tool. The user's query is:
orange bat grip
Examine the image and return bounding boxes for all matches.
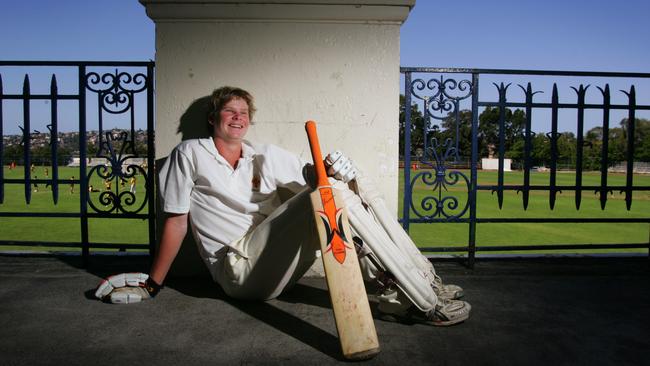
[305,121,330,187]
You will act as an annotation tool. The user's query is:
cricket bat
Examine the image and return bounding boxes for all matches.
[305,120,380,360]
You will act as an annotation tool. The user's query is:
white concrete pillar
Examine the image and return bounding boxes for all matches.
[140,0,415,276]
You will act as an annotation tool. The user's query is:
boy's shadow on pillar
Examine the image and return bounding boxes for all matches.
[157,95,213,279]
[178,95,212,141]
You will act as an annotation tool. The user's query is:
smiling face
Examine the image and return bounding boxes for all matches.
[213,97,250,143]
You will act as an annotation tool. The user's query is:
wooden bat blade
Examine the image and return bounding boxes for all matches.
[305,120,379,360]
[310,187,380,360]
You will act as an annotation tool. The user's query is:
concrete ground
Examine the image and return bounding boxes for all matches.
[0,254,649,366]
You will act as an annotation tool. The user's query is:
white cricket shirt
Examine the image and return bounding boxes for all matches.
[158,138,308,262]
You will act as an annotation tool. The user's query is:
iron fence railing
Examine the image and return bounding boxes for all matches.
[2,62,649,268]
[0,61,155,265]
[401,67,650,267]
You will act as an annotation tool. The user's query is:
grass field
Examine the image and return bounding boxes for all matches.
[400,169,650,255]
[0,165,150,252]
[1,165,649,256]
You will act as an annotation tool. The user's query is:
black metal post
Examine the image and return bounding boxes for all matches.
[624,86,636,210]
[468,73,479,268]
[146,62,156,258]
[23,75,32,204]
[0,75,4,204]
[50,75,59,204]
[598,85,611,210]
[79,65,89,265]
[548,84,559,210]
[574,85,587,210]
[402,71,413,232]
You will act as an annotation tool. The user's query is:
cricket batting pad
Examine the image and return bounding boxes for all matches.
[337,183,437,312]
[354,175,441,281]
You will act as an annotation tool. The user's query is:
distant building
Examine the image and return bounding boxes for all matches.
[481,158,512,171]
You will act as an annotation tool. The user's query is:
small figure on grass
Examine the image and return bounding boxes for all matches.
[129,176,137,194]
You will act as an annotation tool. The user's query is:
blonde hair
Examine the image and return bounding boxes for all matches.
[207,86,256,127]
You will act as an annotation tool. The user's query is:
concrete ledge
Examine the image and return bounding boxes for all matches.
[140,0,415,23]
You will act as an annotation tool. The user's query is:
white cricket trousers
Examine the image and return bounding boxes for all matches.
[213,188,321,300]
[211,180,437,312]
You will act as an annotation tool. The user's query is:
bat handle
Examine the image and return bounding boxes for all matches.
[305,121,330,187]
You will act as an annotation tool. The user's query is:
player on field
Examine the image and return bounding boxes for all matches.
[95,86,471,326]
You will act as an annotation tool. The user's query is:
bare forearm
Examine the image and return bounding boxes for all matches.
[149,213,188,284]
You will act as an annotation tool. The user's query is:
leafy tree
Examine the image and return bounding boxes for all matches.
[584,126,616,170]
[403,105,529,165]
[530,133,550,167]
[399,96,650,170]
[635,122,650,162]
[507,138,525,166]
[4,144,24,164]
[557,132,577,169]
[583,128,602,170]
[583,117,650,170]
[439,109,473,160]
[87,140,101,156]
[621,118,650,161]
[478,107,526,159]
[399,94,425,157]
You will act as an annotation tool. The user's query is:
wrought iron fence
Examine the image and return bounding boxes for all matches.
[401,67,650,266]
[0,61,155,265]
[3,62,649,267]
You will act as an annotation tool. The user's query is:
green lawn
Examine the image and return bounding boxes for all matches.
[0,165,150,252]
[2,165,649,256]
[400,169,650,255]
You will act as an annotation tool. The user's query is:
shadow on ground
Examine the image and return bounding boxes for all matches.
[0,254,648,365]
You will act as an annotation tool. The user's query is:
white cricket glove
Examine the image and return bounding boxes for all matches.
[325,150,358,183]
[94,272,162,304]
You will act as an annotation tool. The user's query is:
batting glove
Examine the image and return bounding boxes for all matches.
[94,272,162,304]
[325,150,358,183]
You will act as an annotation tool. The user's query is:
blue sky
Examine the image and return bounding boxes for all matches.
[1,0,154,61]
[401,0,649,71]
[2,0,648,70]
[1,0,649,134]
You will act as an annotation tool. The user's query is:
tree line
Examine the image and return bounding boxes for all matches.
[3,139,149,166]
[400,95,650,169]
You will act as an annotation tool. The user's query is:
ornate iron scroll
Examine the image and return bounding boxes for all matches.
[85,70,150,214]
[408,75,473,220]
[86,69,148,114]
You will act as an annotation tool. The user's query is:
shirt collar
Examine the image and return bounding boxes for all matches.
[198,138,257,164]
[241,140,256,161]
